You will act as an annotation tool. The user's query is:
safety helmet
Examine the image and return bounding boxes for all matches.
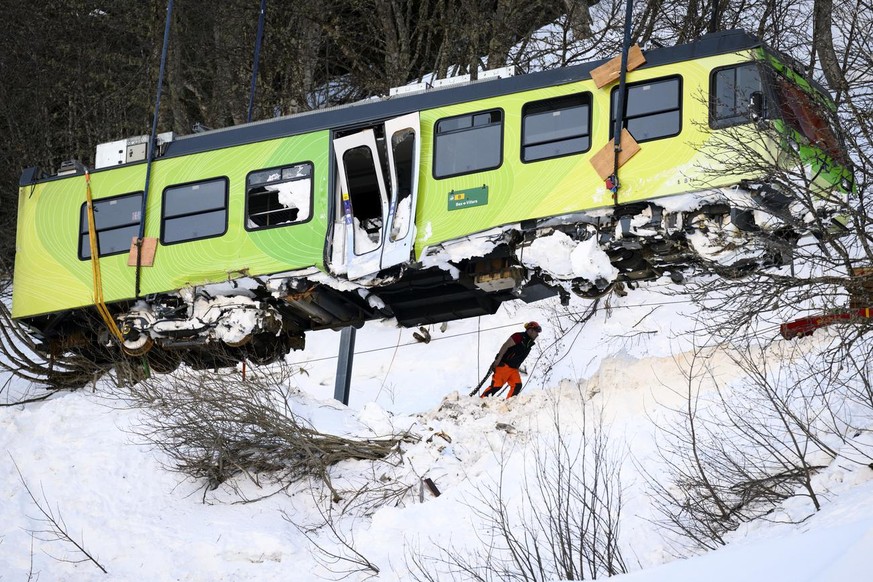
[524,321,542,332]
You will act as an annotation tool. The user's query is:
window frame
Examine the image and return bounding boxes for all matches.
[433,108,504,179]
[709,62,766,130]
[521,92,593,163]
[160,176,229,246]
[244,161,315,232]
[610,75,683,143]
[78,191,143,260]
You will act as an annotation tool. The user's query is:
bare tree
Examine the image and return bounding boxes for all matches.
[0,300,112,396]
[407,394,626,580]
[644,348,745,551]
[520,297,603,391]
[124,363,417,500]
[283,487,384,581]
[646,338,873,554]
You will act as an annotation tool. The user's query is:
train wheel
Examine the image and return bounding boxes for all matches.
[244,335,286,366]
[122,335,153,357]
[572,279,615,299]
[223,333,253,348]
[146,347,182,375]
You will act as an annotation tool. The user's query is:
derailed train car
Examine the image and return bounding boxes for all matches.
[12,29,852,371]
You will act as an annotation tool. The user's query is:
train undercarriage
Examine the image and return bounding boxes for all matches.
[23,184,834,377]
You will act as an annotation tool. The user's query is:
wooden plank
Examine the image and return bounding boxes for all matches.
[128,236,157,267]
[589,129,641,181]
[590,44,646,89]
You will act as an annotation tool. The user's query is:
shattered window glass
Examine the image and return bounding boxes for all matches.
[774,78,845,164]
[246,162,313,230]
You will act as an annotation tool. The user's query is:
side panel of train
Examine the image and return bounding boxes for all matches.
[14,132,331,319]
[413,52,744,253]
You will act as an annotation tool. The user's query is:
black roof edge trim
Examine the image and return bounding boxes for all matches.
[19,167,46,187]
[161,29,763,159]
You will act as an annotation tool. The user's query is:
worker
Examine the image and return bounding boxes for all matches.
[481,321,541,398]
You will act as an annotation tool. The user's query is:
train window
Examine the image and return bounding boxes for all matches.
[245,162,313,230]
[343,146,384,255]
[521,93,591,162]
[78,191,143,259]
[434,109,503,178]
[710,64,764,129]
[161,178,228,245]
[389,128,415,241]
[610,76,682,142]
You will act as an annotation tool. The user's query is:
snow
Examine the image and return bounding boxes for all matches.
[4,10,872,579]
[4,285,873,581]
[389,195,412,241]
[353,216,382,255]
[270,178,311,223]
[523,230,619,282]
[616,518,873,582]
[420,226,515,278]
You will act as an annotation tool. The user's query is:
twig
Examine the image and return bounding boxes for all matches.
[11,455,108,574]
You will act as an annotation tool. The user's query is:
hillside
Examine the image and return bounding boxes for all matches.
[3,288,873,580]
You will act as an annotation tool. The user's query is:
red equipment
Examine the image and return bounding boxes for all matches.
[780,307,873,339]
[781,267,872,340]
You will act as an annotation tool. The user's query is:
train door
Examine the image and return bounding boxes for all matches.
[332,113,420,280]
[380,113,420,269]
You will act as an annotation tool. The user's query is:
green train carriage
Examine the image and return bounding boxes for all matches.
[12,29,852,369]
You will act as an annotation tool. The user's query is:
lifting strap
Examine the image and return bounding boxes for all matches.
[84,171,125,343]
[610,0,636,205]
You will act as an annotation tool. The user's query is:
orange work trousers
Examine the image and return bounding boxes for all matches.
[481,364,522,398]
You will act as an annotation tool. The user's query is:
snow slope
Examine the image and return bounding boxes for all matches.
[3,287,873,581]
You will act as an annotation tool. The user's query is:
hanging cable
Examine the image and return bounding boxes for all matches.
[135,0,174,298]
[84,172,125,343]
[247,0,268,123]
[609,0,635,206]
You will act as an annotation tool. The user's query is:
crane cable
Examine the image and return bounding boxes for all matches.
[247,0,267,123]
[135,0,174,299]
[84,171,125,343]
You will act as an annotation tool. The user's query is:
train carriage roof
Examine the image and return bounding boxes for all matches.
[162,29,766,159]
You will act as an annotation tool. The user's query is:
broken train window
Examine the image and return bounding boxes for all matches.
[245,162,314,230]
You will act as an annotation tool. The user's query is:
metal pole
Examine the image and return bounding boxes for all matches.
[334,326,356,405]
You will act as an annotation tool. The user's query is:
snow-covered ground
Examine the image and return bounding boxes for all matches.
[2,284,873,581]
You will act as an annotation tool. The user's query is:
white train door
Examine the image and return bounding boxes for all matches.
[331,113,420,280]
[380,113,420,270]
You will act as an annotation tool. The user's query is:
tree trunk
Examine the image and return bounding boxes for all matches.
[813,0,849,102]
